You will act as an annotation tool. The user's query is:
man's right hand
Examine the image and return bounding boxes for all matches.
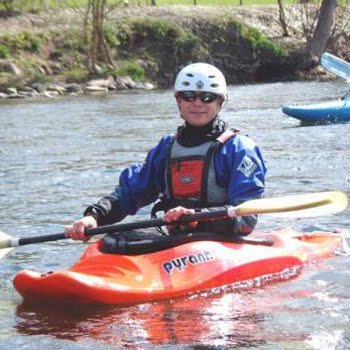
[64,216,98,242]
[164,206,197,233]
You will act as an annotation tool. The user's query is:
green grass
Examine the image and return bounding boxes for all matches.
[112,60,145,80]
[0,44,11,58]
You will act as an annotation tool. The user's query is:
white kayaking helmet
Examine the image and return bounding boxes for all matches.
[174,63,228,100]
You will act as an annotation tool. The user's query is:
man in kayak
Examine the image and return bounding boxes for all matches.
[65,63,267,241]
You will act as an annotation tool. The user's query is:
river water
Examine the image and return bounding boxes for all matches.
[1,80,350,349]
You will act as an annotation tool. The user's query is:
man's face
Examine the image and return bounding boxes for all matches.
[176,91,223,127]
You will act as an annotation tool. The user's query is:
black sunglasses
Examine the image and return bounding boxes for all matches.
[178,91,220,103]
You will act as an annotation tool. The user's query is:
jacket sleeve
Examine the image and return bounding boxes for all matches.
[84,135,171,225]
[200,134,267,235]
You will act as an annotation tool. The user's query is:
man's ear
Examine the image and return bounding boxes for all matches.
[219,98,226,110]
[175,95,182,112]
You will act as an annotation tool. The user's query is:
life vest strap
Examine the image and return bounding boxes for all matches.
[216,129,239,143]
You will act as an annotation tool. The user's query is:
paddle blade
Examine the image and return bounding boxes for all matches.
[234,191,348,218]
[0,231,14,259]
[321,52,350,82]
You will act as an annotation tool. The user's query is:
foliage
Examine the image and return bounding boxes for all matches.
[131,18,182,44]
[0,43,10,58]
[103,24,120,48]
[53,29,87,52]
[113,60,145,80]
[65,65,90,83]
[1,32,44,52]
[114,20,133,48]
[26,71,49,84]
[15,32,43,51]
[126,19,201,72]
[240,24,285,56]
[174,31,208,63]
[0,72,22,90]
[0,0,14,11]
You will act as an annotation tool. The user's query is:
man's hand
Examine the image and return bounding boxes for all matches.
[164,206,197,233]
[64,216,97,242]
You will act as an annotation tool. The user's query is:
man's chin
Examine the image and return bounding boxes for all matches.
[187,116,208,125]
[188,121,205,127]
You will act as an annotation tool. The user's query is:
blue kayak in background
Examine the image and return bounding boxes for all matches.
[282,98,350,123]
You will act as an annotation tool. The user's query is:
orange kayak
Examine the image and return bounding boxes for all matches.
[13,228,342,305]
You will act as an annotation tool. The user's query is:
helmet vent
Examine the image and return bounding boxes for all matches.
[208,75,215,78]
[210,83,219,88]
[182,81,190,86]
[186,73,194,77]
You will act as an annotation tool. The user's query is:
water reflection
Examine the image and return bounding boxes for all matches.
[17,275,348,349]
[14,262,329,350]
[16,292,272,348]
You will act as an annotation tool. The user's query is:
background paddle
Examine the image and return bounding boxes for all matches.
[0,232,15,260]
[321,52,350,81]
[0,191,347,259]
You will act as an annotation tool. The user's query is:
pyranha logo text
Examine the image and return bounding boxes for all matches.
[163,251,215,274]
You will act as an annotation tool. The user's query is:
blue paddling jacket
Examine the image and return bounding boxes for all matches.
[85,123,267,235]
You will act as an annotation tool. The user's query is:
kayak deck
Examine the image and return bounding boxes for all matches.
[282,99,350,123]
[13,228,342,305]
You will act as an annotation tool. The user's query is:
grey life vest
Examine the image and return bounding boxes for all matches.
[163,130,236,208]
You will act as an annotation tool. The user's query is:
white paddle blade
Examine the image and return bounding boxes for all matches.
[321,52,350,82]
[0,231,14,259]
[235,191,348,218]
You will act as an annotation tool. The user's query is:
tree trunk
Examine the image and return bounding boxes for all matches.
[277,0,289,37]
[86,0,115,74]
[306,0,338,58]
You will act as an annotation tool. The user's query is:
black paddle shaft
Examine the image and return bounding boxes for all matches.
[17,207,231,246]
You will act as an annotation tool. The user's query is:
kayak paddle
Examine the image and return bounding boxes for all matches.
[320,52,350,81]
[0,232,15,260]
[0,191,347,259]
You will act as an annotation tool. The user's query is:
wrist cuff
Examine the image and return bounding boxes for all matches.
[83,207,100,224]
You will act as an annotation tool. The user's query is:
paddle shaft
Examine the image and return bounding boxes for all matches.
[13,208,230,247]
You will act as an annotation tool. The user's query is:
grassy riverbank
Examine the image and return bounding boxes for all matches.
[0,4,347,95]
